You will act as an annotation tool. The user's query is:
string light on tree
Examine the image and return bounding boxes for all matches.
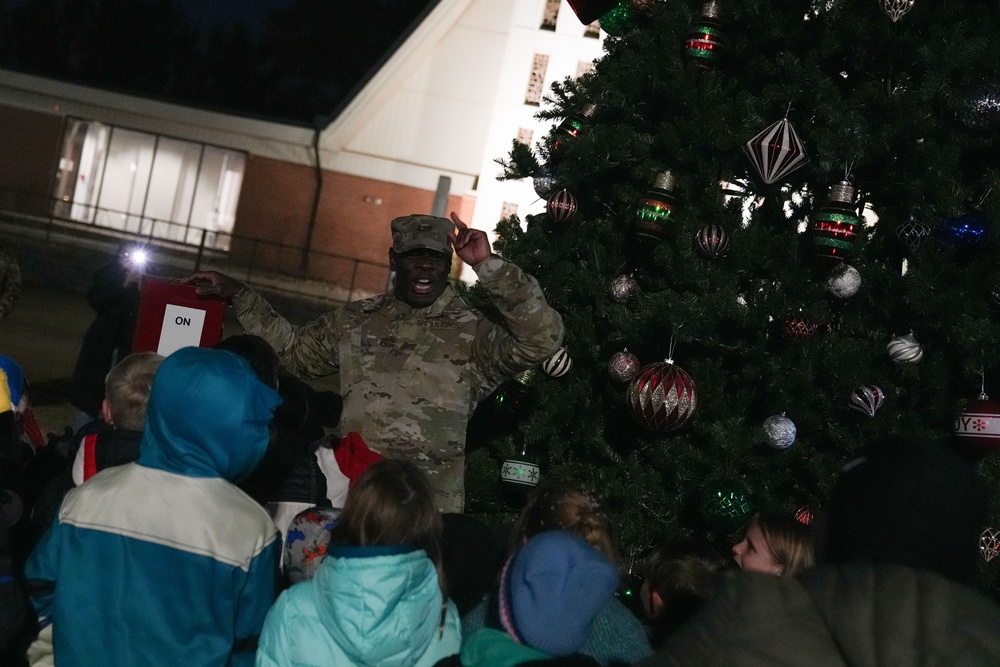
[699,480,754,531]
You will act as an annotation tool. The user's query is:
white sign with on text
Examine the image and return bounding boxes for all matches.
[157,304,207,357]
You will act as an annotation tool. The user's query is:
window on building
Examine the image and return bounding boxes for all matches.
[500,201,519,219]
[576,61,594,79]
[584,21,601,38]
[51,119,245,251]
[516,127,534,145]
[540,0,560,30]
[525,53,550,106]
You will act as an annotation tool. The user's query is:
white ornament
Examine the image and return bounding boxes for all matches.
[541,347,573,377]
[848,385,885,417]
[743,117,809,185]
[825,264,861,299]
[880,0,915,23]
[763,413,796,450]
[887,332,924,363]
[981,527,1000,563]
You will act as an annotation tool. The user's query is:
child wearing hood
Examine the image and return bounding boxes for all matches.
[25,347,283,667]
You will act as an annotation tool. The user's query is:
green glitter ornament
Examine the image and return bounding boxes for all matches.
[634,171,679,243]
[599,1,633,36]
[699,480,755,531]
[683,1,725,68]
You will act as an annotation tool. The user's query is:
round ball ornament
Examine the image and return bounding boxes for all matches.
[887,332,923,363]
[609,274,638,303]
[954,392,1000,456]
[937,210,990,247]
[763,413,796,450]
[699,480,754,532]
[825,263,861,299]
[541,347,573,378]
[546,189,578,224]
[626,359,698,432]
[532,170,561,198]
[696,224,730,259]
[848,385,886,417]
[608,349,641,383]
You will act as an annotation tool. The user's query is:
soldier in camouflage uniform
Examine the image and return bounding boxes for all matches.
[0,245,21,323]
[185,213,564,512]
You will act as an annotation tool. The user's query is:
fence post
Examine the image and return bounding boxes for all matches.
[195,229,207,271]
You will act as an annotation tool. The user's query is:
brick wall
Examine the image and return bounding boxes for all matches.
[0,104,64,216]
[234,157,463,294]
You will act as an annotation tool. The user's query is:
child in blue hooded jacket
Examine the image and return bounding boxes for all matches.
[256,458,461,667]
[25,346,283,667]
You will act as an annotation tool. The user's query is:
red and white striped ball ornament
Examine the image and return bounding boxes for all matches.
[696,224,730,259]
[546,188,579,224]
[848,384,885,417]
[541,347,573,378]
[954,392,1000,456]
[626,359,698,432]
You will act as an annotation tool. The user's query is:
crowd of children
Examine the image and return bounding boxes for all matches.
[1,338,1000,666]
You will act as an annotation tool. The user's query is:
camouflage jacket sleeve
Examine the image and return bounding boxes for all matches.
[230,285,340,380]
[0,250,21,322]
[471,255,564,387]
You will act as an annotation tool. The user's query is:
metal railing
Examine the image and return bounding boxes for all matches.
[0,186,391,309]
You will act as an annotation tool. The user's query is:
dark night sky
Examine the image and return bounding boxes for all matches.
[0,0,442,125]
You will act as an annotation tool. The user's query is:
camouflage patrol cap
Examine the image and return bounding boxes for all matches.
[391,214,453,255]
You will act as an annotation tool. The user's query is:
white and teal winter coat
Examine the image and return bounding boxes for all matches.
[26,347,283,667]
[256,544,461,667]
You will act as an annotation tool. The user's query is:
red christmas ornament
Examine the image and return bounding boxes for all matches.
[793,506,814,525]
[546,189,579,224]
[782,311,818,342]
[626,360,698,431]
[695,224,730,258]
[954,392,1000,456]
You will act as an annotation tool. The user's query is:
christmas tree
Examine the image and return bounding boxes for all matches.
[463,0,1000,594]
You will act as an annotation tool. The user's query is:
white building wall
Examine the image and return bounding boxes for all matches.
[465,0,606,280]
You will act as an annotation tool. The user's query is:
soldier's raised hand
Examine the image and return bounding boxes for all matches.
[447,212,491,266]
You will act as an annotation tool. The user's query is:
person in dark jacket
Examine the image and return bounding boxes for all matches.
[645,440,1000,666]
[68,243,147,425]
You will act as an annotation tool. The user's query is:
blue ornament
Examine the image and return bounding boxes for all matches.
[937,210,990,246]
